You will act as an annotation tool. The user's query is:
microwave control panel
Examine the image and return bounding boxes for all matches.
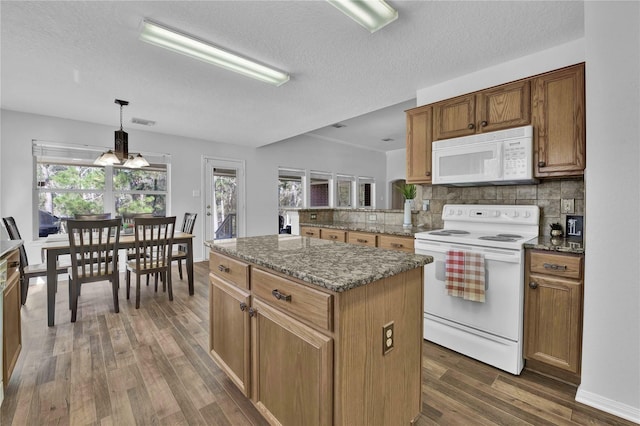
[503,140,530,178]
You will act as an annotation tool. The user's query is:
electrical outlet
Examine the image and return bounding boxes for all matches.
[368,214,377,221]
[562,199,575,214]
[382,322,394,355]
[310,213,317,220]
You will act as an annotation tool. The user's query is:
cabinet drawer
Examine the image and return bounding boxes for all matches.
[252,268,333,331]
[209,251,250,289]
[5,249,20,284]
[529,251,583,279]
[347,231,377,247]
[300,226,321,238]
[320,229,347,243]
[378,235,414,253]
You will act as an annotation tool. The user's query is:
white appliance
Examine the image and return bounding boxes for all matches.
[415,204,540,375]
[432,125,535,186]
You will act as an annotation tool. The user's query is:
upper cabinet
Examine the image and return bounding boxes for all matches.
[433,80,531,140]
[406,104,433,184]
[532,64,585,178]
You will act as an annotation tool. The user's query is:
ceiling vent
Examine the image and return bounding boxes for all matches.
[131,117,156,126]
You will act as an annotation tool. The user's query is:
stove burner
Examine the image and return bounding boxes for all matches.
[478,235,518,242]
[497,233,522,238]
[429,230,470,236]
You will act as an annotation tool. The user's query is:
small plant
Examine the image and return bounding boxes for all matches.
[396,183,417,200]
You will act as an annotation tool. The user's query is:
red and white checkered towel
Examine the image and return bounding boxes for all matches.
[445,250,486,303]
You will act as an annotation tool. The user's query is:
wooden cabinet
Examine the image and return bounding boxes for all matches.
[524,250,584,383]
[3,249,22,388]
[347,231,377,247]
[209,250,423,425]
[378,234,415,253]
[299,226,321,238]
[406,105,433,184]
[532,64,586,177]
[320,228,347,243]
[433,80,531,140]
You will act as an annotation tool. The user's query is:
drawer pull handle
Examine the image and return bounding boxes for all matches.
[248,307,257,318]
[239,302,247,311]
[543,263,567,271]
[391,243,403,248]
[357,238,368,243]
[272,289,292,302]
[329,235,338,240]
[529,281,538,289]
[8,261,19,268]
[305,231,315,236]
[218,265,230,273]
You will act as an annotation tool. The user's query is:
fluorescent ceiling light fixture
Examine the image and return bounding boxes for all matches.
[328,0,398,33]
[139,19,290,86]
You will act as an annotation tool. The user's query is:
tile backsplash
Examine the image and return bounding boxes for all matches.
[295,178,584,237]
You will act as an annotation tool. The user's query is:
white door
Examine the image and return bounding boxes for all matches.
[204,158,245,241]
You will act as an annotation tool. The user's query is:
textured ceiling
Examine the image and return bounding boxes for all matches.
[1,1,584,151]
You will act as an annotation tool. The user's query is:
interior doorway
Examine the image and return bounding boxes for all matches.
[390,179,406,210]
[203,158,245,241]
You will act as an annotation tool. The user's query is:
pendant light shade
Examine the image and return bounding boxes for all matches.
[95,99,148,168]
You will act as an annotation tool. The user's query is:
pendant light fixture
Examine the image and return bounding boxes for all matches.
[95,99,149,168]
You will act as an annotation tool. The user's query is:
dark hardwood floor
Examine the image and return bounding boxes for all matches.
[1,261,636,425]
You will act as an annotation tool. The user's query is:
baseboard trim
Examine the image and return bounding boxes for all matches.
[576,386,640,424]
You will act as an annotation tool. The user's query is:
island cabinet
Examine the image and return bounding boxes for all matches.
[3,248,22,388]
[432,80,531,140]
[208,245,424,425]
[532,63,585,178]
[406,104,433,184]
[524,250,584,384]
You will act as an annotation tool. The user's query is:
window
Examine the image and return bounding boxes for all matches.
[278,168,304,209]
[309,171,332,208]
[358,177,375,208]
[33,141,169,235]
[336,175,354,208]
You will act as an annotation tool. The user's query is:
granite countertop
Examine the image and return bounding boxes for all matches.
[524,236,584,254]
[206,234,432,293]
[299,221,428,237]
[1,240,22,259]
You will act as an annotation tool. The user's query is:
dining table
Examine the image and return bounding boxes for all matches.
[42,232,195,326]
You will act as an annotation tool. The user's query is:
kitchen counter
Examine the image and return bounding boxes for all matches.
[524,236,585,254]
[205,234,432,292]
[0,240,22,259]
[299,221,428,237]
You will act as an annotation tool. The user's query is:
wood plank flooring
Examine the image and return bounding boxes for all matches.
[1,261,636,425]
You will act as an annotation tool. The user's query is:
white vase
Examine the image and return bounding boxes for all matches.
[403,199,412,227]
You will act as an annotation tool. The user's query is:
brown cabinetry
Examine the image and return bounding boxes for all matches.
[524,250,584,383]
[378,234,415,253]
[3,248,22,388]
[304,227,414,253]
[406,105,433,184]
[532,64,585,177]
[433,80,531,140]
[320,228,347,243]
[299,226,321,238]
[347,231,377,247]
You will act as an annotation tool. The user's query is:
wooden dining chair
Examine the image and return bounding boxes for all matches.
[172,213,197,280]
[2,216,69,305]
[125,216,176,309]
[66,218,121,322]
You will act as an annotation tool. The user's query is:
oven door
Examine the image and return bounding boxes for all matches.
[415,239,524,341]
[432,140,502,185]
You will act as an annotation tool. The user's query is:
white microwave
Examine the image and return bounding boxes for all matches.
[432,125,536,186]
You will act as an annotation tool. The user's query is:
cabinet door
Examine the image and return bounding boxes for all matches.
[532,64,585,177]
[209,274,251,396]
[3,269,21,386]
[405,105,433,184]
[433,94,476,140]
[251,298,332,426]
[477,80,531,132]
[524,274,582,374]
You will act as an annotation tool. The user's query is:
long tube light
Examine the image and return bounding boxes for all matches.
[328,0,398,33]
[139,20,290,86]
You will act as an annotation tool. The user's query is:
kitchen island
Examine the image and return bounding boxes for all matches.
[206,235,432,426]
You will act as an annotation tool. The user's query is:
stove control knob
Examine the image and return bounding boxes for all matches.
[524,211,530,218]
[457,209,463,215]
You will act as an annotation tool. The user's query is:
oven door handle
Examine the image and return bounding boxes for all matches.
[416,241,521,263]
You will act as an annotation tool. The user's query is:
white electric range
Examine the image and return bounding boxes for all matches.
[415,204,540,375]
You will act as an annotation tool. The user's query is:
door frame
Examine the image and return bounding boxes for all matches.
[201,156,246,244]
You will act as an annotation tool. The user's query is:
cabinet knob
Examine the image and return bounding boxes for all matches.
[480,120,488,127]
[239,302,247,311]
[528,281,538,289]
[248,307,257,318]
[538,161,546,167]
[426,171,431,177]
[467,123,475,130]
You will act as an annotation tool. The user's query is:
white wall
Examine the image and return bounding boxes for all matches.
[577,2,640,423]
[0,109,387,262]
